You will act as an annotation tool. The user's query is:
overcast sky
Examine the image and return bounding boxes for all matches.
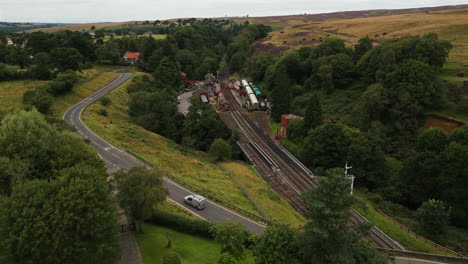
[0,0,466,23]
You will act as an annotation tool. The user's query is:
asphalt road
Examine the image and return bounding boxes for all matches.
[63,72,265,235]
[63,72,455,264]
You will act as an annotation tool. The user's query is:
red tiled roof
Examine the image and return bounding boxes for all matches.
[124,52,141,59]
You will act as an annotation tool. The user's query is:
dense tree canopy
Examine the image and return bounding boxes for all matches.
[0,110,119,263]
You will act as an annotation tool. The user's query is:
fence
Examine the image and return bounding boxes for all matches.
[126,149,271,225]
[377,209,464,257]
[379,249,468,264]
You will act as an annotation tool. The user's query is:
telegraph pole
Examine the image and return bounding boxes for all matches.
[344,162,355,195]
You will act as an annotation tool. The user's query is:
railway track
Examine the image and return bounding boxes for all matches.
[222,88,404,250]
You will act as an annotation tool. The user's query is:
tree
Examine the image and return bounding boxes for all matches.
[128,91,179,141]
[385,59,437,107]
[302,124,350,169]
[417,199,451,238]
[254,223,298,264]
[114,166,168,232]
[304,94,323,130]
[22,89,54,113]
[416,128,448,153]
[346,132,387,190]
[230,52,246,73]
[29,52,53,80]
[51,47,83,72]
[0,109,102,183]
[317,63,334,93]
[298,169,391,264]
[90,25,96,30]
[153,56,182,90]
[209,138,232,161]
[449,125,468,145]
[315,38,348,57]
[437,142,468,227]
[270,65,292,121]
[210,220,249,260]
[354,36,373,62]
[161,252,181,264]
[0,165,120,264]
[244,52,275,83]
[286,118,304,141]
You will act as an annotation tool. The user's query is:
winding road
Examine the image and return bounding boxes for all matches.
[63,72,456,264]
[63,72,265,231]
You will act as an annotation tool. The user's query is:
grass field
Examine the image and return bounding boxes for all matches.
[0,67,117,113]
[82,73,305,226]
[0,80,50,111]
[51,70,119,115]
[136,224,255,264]
[221,162,305,227]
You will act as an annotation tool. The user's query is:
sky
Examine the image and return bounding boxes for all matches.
[0,0,466,23]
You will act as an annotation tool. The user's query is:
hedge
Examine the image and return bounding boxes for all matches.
[147,210,215,238]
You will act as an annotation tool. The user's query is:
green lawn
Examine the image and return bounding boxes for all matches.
[136,224,255,264]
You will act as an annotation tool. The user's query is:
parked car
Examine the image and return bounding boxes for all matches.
[184,194,207,210]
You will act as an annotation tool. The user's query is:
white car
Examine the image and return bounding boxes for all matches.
[184,194,207,210]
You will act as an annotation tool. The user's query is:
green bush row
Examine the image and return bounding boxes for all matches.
[147,210,215,238]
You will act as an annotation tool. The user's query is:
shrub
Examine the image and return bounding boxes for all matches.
[217,252,237,264]
[98,109,108,116]
[99,97,112,106]
[209,138,232,161]
[147,210,215,238]
[162,252,181,264]
[22,89,54,113]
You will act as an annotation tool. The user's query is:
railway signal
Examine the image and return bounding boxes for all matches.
[345,162,355,195]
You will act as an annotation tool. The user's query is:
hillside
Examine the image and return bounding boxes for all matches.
[0,22,62,32]
[23,4,468,33]
[253,8,468,80]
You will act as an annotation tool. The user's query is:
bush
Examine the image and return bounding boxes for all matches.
[22,89,54,113]
[98,109,108,116]
[209,138,232,161]
[162,252,181,264]
[147,210,215,238]
[99,97,112,106]
[218,252,237,264]
[45,71,79,95]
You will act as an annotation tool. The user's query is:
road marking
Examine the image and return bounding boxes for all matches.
[111,153,120,158]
